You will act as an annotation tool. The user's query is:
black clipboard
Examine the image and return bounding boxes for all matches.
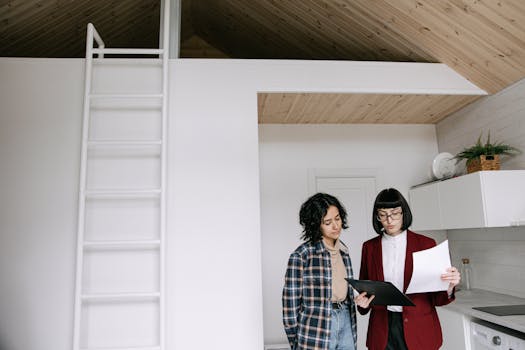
[346,278,415,306]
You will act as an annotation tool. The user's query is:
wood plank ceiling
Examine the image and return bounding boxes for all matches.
[0,0,160,58]
[2,1,525,124]
[258,93,480,124]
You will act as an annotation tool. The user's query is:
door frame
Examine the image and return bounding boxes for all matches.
[307,167,384,195]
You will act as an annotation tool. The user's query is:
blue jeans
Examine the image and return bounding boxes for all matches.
[329,304,355,350]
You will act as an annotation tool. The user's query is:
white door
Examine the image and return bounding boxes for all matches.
[315,176,377,350]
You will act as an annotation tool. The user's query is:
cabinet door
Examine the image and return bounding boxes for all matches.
[439,173,485,229]
[410,171,525,230]
[437,308,471,350]
[481,171,525,227]
[409,183,442,230]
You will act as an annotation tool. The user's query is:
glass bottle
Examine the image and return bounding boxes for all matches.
[460,258,472,291]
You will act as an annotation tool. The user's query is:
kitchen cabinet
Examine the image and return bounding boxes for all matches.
[409,170,525,230]
[409,181,442,230]
[437,307,471,350]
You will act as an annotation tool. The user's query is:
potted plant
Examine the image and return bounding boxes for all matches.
[454,132,521,174]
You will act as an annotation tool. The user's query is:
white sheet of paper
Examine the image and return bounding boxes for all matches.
[405,240,451,294]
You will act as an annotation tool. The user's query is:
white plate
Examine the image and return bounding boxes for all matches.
[432,152,456,180]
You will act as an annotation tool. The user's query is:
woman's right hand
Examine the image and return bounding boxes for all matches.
[354,292,375,308]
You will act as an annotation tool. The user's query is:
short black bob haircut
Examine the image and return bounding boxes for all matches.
[299,192,348,243]
[372,188,413,235]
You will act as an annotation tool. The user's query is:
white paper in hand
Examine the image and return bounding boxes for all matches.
[405,240,451,294]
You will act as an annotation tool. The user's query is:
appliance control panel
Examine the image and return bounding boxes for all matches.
[471,320,525,350]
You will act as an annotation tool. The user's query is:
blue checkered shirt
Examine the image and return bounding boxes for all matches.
[282,240,357,350]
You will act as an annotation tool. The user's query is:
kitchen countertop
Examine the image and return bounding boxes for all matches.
[442,288,525,333]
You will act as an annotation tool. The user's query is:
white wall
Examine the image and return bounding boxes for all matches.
[447,227,525,298]
[436,77,525,298]
[0,58,83,350]
[0,57,482,350]
[437,78,525,172]
[259,124,439,344]
[167,61,264,350]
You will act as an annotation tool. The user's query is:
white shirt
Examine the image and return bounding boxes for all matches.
[382,230,407,312]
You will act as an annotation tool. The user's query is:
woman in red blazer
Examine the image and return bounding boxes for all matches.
[355,188,460,350]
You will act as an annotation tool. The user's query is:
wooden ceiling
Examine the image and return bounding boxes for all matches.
[258,93,480,124]
[0,0,160,58]
[2,1,525,124]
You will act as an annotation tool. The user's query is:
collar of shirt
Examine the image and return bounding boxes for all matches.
[382,229,407,243]
[316,239,349,255]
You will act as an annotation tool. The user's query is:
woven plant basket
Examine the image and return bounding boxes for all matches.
[466,154,500,174]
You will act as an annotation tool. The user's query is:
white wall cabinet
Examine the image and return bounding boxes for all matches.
[409,181,442,230]
[437,308,471,350]
[409,170,525,230]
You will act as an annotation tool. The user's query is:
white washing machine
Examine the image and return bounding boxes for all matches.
[471,320,525,350]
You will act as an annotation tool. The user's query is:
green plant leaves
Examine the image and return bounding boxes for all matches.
[454,131,521,162]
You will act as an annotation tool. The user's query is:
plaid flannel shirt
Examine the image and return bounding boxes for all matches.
[282,240,357,350]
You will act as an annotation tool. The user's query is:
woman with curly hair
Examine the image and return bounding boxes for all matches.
[282,193,357,350]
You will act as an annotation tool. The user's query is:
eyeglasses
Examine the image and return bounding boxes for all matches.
[376,211,403,222]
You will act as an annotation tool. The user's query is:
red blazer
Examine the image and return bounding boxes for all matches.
[358,230,454,350]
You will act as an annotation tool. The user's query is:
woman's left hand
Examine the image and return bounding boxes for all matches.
[441,266,461,295]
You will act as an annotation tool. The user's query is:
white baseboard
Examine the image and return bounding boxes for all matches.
[264,344,289,350]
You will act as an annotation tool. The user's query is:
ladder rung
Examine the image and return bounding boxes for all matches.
[90,100,162,109]
[87,140,162,147]
[85,189,162,198]
[84,240,161,250]
[92,48,164,55]
[92,58,163,67]
[89,93,163,99]
[81,292,160,302]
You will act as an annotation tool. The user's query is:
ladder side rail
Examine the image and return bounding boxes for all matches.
[72,23,102,350]
[90,23,105,58]
[159,1,171,349]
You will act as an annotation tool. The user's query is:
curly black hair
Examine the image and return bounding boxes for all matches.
[372,188,413,235]
[299,192,348,243]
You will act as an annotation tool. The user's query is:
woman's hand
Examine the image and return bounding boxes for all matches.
[441,266,461,295]
[354,292,375,309]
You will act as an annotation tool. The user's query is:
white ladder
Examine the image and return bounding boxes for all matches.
[72,7,169,349]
